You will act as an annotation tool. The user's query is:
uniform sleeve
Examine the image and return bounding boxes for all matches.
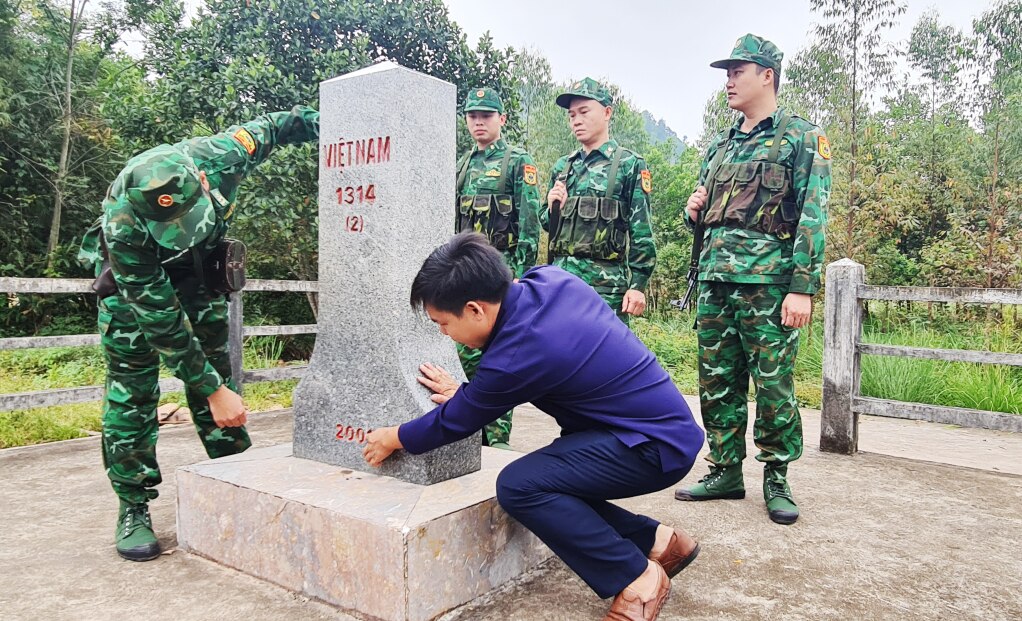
[789,127,830,295]
[625,157,657,292]
[398,359,540,455]
[103,200,223,398]
[510,152,542,277]
[205,105,321,179]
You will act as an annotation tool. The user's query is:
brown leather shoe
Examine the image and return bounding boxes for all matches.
[602,562,671,621]
[649,528,700,578]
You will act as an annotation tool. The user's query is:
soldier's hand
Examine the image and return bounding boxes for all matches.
[363,425,402,467]
[208,385,248,428]
[686,186,708,222]
[781,293,813,329]
[416,363,459,404]
[621,289,647,316]
[547,181,568,211]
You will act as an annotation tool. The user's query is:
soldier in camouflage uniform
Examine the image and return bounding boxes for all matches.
[456,88,542,448]
[544,78,656,325]
[673,35,830,525]
[77,106,320,560]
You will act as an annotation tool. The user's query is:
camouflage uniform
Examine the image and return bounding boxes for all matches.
[456,88,542,446]
[544,78,657,324]
[691,37,830,471]
[78,106,320,505]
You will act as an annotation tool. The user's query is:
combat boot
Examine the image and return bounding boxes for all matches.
[674,465,745,501]
[115,500,161,561]
[763,465,799,525]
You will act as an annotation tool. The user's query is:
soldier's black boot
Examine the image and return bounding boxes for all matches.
[674,464,745,501]
[115,500,161,561]
[763,465,799,525]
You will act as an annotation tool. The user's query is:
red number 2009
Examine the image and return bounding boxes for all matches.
[335,424,367,443]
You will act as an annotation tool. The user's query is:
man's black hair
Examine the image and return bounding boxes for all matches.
[410,231,512,315]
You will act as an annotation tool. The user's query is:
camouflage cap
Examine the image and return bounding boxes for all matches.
[464,87,504,114]
[555,77,613,109]
[710,33,784,75]
[122,144,214,251]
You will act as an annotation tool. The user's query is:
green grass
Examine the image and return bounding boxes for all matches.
[0,337,300,449]
[3,314,1021,448]
[858,323,1022,414]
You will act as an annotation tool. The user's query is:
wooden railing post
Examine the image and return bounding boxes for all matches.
[229,291,244,394]
[821,259,864,454]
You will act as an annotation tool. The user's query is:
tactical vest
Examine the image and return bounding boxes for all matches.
[548,147,629,261]
[457,148,517,251]
[702,113,800,239]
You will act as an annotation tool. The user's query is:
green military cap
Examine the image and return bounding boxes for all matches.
[464,87,504,114]
[555,77,613,109]
[123,144,214,251]
[710,33,784,75]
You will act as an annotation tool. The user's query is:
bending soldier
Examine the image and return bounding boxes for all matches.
[77,106,319,560]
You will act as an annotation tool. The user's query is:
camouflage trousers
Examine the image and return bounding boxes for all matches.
[98,293,250,505]
[457,343,513,445]
[696,282,803,467]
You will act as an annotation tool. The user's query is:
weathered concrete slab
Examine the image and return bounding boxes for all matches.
[1,405,1020,621]
[176,444,551,621]
[292,61,476,485]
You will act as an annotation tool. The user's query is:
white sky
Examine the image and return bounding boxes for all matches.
[443,0,994,141]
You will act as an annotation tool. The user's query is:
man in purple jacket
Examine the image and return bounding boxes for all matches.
[363,232,705,621]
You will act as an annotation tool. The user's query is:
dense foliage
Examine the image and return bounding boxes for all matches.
[2,0,1022,338]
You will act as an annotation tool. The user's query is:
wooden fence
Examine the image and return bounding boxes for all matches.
[821,259,1022,454]
[0,278,316,412]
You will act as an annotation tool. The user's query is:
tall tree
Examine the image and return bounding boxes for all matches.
[906,11,966,252]
[810,0,906,260]
[969,0,1022,288]
[41,0,91,270]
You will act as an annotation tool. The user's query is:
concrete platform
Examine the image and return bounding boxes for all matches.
[177,444,551,621]
[1,405,1020,620]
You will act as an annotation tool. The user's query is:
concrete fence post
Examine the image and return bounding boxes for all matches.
[228,291,244,395]
[821,259,864,454]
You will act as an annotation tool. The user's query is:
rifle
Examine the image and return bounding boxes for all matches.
[673,211,703,312]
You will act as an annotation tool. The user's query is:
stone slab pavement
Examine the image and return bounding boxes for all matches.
[1,400,1020,621]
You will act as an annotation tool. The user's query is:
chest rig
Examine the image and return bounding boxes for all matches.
[548,147,629,261]
[457,148,516,251]
[702,113,800,239]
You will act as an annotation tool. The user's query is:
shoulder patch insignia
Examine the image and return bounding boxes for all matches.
[523,164,537,186]
[640,169,652,193]
[818,135,832,160]
[232,128,257,155]
[485,168,501,177]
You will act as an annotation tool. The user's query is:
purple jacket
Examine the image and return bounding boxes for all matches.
[399,266,705,472]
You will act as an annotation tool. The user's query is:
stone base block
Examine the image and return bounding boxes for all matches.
[176,445,551,621]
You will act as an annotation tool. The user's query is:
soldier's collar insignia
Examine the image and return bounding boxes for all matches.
[157,194,174,207]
